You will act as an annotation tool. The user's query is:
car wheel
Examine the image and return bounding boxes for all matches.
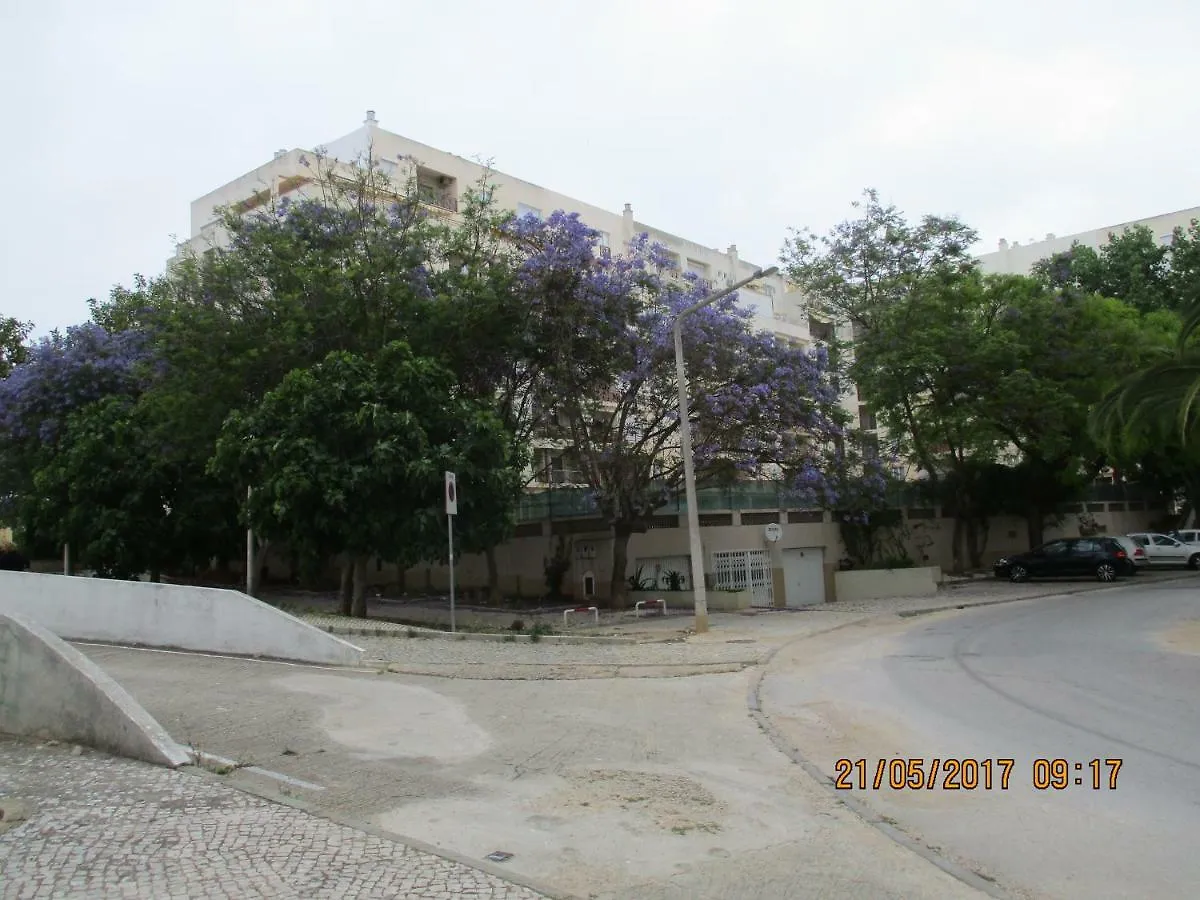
[1009,564,1029,583]
[1096,562,1117,582]
[1189,554,1200,570]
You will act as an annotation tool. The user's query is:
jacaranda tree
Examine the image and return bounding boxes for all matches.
[510,211,848,605]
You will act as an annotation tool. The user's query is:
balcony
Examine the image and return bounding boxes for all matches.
[417,187,458,213]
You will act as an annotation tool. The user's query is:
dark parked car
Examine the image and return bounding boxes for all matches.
[993,538,1131,583]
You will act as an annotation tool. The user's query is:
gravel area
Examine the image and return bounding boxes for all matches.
[0,740,547,900]
[352,634,769,667]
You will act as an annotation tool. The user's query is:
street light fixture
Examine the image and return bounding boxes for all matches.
[673,265,780,634]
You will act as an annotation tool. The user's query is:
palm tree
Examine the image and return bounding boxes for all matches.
[1091,298,1200,444]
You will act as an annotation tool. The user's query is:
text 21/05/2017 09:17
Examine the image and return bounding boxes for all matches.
[833,758,1123,791]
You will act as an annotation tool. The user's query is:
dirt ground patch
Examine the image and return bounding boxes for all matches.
[1158,618,1200,655]
[539,768,727,835]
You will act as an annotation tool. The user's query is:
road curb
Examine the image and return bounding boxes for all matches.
[898,571,1199,619]
[309,621,638,645]
[745,624,1010,899]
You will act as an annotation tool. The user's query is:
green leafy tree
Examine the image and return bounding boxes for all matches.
[210,343,519,617]
[848,269,1009,569]
[29,396,222,580]
[782,188,979,332]
[0,315,31,379]
[970,279,1149,546]
[1032,222,1200,315]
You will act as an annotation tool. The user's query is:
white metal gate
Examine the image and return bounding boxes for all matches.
[712,549,774,607]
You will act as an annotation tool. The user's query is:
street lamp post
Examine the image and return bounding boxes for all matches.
[672,266,779,634]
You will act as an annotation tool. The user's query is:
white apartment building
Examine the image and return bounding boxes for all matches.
[177,112,865,486]
[977,204,1200,275]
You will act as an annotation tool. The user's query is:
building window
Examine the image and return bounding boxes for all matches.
[858,406,877,431]
[517,203,542,220]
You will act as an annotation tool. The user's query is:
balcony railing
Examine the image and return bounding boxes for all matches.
[514,480,1168,524]
[417,188,458,213]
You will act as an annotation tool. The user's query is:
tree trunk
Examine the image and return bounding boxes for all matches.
[609,522,633,609]
[950,514,966,574]
[1025,507,1045,549]
[350,555,369,619]
[396,565,407,596]
[249,538,269,597]
[486,546,499,605]
[339,555,353,616]
[966,517,989,570]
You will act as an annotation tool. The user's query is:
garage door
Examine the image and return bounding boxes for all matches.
[782,547,825,606]
[712,549,774,607]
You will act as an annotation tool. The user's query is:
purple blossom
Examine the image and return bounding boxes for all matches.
[511,210,850,517]
[0,323,153,443]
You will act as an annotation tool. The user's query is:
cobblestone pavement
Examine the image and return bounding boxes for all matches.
[0,740,548,900]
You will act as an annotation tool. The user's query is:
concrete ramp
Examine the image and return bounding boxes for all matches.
[0,571,363,665]
[0,614,190,767]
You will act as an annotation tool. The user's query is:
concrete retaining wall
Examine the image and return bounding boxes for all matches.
[0,614,190,767]
[834,565,942,602]
[629,589,752,611]
[0,571,363,666]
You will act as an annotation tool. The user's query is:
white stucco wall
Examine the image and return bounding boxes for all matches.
[0,614,191,767]
[0,572,363,666]
[833,565,942,602]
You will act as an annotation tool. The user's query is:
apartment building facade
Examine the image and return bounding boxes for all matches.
[178,112,866,482]
[977,204,1200,276]
[179,112,877,605]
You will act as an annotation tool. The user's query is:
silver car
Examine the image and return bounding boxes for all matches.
[1126,532,1200,569]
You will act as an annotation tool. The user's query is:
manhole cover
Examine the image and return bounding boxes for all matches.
[725,639,755,644]
[485,851,513,863]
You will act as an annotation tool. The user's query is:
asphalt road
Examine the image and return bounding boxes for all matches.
[761,577,1200,900]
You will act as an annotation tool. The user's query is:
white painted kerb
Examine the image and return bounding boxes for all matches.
[0,572,363,666]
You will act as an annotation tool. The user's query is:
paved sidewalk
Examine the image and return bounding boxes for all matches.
[0,740,549,900]
[303,573,1199,680]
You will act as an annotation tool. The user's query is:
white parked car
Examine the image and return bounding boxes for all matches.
[1126,532,1200,569]
[1170,529,1200,545]
[1109,536,1148,572]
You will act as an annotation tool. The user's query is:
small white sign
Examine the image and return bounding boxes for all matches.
[765,522,782,543]
[444,471,458,516]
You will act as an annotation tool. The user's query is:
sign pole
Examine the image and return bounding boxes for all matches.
[448,513,456,633]
[445,472,458,634]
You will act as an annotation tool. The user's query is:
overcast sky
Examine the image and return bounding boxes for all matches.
[3,0,1198,334]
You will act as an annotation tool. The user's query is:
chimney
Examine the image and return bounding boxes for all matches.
[364,109,378,127]
[1046,233,1056,241]
[273,149,287,160]
[998,238,1008,250]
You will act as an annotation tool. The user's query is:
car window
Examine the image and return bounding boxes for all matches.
[1153,535,1181,547]
[1181,532,1198,543]
[1073,539,1101,553]
[1131,535,1150,547]
[1040,540,1070,556]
